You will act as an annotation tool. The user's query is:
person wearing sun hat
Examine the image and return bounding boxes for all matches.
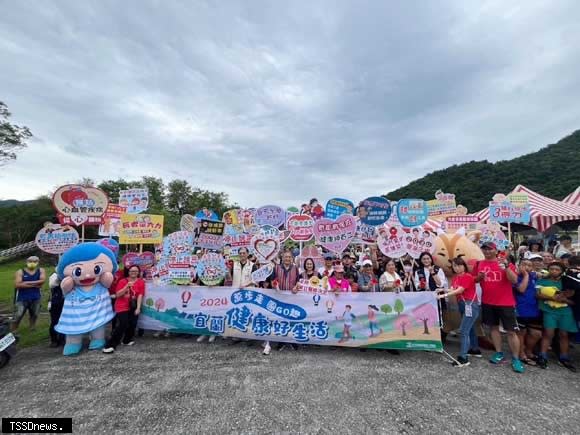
[329,264,351,292]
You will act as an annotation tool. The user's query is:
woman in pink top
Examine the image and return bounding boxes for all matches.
[329,264,351,292]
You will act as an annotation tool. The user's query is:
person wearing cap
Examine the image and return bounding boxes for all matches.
[473,242,523,373]
[555,235,574,259]
[358,259,379,292]
[341,253,359,283]
[513,258,542,366]
[328,264,351,292]
[528,253,548,278]
[318,253,335,278]
[12,256,46,332]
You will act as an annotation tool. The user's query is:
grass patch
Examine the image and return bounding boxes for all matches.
[0,259,51,347]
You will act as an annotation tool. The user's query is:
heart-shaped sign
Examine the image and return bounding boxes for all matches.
[255,239,277,260]
[52,184,109,226]
[287,214,314,241]
[312,215,356,254]
[251,225,281,263]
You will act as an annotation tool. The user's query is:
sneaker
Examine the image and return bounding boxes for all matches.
[263,343,271,355]
[489,352,504,364]
[511,358,525,373]
[197,335,207,343]
[468,349,482,358]
[125,341,135,346]
[536,356,548,369]
[208,336,216,343]
[153,332,161,338]
[453,356,470,367]
[559,360,577,372]
[102,347,115,354]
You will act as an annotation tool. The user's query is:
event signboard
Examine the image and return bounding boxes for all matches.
[355,197,392,226]
[35,223,79,254]
[489,193,531,224]
[325,198,355,220]
[396,199,429,227]
[52,184,108,226]
[118,188,149,214]
[426,190,457,219]
[98,204,127,237]
[139,285,443,351]
[119,214,164,244]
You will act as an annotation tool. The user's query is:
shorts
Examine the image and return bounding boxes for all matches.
[516,316,543,331]
[482,304,518,331]
[542,307,579,333]
[14,299,41,323]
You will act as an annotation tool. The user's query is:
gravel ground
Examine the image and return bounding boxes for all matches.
[0,335,579,434]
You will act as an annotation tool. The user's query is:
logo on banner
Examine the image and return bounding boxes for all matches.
[356,197,392,226]
[251,225,281,263]
[313,215,356,254]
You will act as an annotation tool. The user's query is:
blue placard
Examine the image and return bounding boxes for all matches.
[396,199,429,227]
[325,198,355,220]
[195,208,219,221]
[355,197,392,226]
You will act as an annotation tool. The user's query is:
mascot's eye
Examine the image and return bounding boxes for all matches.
[74,267,82,277]
[94,265,102,275]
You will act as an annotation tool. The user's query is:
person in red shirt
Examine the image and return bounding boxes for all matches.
[473,242,523,373]
[439,258,481,367]
[103,265,145,353]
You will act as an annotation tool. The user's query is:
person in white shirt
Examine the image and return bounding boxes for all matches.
[318,253,335,278]
[414,252,448,291]
[231,247,257,288]
[555,235,575,259]
[379,259,403,292]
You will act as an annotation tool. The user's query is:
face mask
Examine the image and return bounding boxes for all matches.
[27,262,38,270]
[403,266,412,273]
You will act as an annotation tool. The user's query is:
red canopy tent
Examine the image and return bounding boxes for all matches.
[470,185,580,233]
[563,186,580,207]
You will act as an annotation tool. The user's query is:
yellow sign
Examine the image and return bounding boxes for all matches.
[119,214,164,244]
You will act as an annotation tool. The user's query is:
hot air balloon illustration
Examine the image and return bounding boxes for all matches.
[181,290,192,308]
[325,298,335,314]
[312,294,321,307]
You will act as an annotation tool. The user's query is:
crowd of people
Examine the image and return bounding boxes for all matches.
[11,235,579,372]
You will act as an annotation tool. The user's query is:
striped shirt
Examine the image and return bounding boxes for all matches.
[274,264,299,291]
[55,283,114,335]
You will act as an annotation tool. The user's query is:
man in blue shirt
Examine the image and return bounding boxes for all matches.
[13,256,46,332]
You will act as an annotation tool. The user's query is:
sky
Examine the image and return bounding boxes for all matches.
[1,0,579,208]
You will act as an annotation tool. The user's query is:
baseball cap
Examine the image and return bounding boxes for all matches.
[480,242,497,250]
[324,253,334,260]
[27,255,39,262]
[527,253,543,261]
[334,264,345,273]
[362,259,373,267]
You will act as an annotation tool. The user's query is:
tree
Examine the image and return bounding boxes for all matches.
[166,179,193,214]
[394,314,412,336]
[141,176,166,212]
[186,188,234,217]
[394,299,404,316]
[0,101,32,165]
[380,304,392,315]
[412,303,438,335]
[0,197,54,248]
[98,179,141,204]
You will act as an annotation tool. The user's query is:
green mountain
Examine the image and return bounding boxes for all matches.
[385,130,580,212]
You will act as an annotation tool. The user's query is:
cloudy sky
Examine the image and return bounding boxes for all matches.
[1,0,579,208]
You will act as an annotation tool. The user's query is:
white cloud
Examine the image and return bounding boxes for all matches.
[0,0,579,208]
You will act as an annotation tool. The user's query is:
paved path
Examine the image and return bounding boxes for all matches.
[1,336,579,434]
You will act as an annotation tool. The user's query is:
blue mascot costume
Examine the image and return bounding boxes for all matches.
[55,242,118,356]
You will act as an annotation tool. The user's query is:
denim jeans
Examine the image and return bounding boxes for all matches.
[458,301,480,358]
